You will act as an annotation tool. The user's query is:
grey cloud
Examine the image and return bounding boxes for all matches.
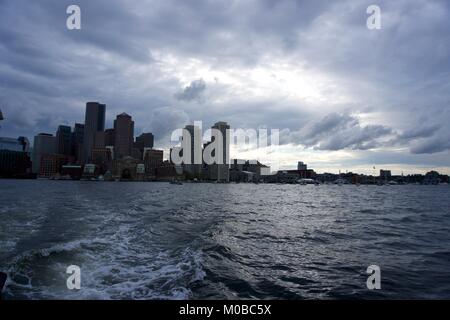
[315,124,392,151]
[409,124,450,154]
[280,113,393,151]
[410,135,450,154]
[149,107,189,145]
[398,124,441,140]
[175,79,206,102]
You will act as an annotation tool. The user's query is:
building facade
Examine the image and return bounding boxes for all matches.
[183,124,202,177]
[210,121,230,182]
[72,123,84,163]
[39,154,72,178]
[135,133,154,152]
[105,128,115,147]
[83,102,106,164]
[32,133,56,173]
[114,113,134,159]
[56,125,72,156]
[143,148,164,175]
[0,150,31,178]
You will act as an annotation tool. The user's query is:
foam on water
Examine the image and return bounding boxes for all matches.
[3,235,205,299]
[1,181,450,299]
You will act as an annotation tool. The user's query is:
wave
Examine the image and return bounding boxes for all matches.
[3,238,205,300]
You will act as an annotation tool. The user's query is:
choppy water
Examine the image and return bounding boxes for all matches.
[1,180,450,299]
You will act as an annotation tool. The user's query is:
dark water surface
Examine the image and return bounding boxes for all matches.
[1,180,450,299]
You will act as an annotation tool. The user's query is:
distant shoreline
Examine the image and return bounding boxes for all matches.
[0,177,449,186]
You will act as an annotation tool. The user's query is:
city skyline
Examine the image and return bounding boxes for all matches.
[2,100,449,182]
[1,1,450,175]
[1,101,449,176]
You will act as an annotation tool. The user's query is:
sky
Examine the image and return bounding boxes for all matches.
[0,0,449,174]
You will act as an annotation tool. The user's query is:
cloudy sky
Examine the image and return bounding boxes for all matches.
[0,0,449,174]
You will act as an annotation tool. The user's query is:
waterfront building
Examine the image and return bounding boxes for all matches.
[91,147,113,173]
[229,159,269,182]
[0,149,31,178]
[209,121,230,182]
[286,168,316,179]
[0,136,30,152]
[136,163,146,181]
[60,165,83,180]
[297,161,307,171]
[83,102,106,164]
[380,169,392,181]
[143,148,164,175]
[183,124,202,177]
[112,156,140,180]
[39,154,73,178]
[114,113,134,159]
[82,163,98,180]
[135,133,154,153]
[72,123,84,163]
[0,136,31,178]
[32,133,56,173]
[155,160,183,181]
[56,125,72,156]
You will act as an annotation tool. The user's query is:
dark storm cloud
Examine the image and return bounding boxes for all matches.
[0,0,449,171]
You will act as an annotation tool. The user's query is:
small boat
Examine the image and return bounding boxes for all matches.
[170,180,183,185]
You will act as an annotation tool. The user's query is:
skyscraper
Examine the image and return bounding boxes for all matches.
[72,123,84,164]
[83,102,106,164]
[183,124,202,176]
[32,133,56,173]
[211,121,230,182]
[56,125,72,156]
[114,113,134,159]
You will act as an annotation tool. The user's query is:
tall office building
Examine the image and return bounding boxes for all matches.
[72,123,84,163]
[135,133,154,152]
[56,125,72,156]
[32,133,56,173]
[83,102,106,164]
[114,113,134,159]
[183,124,202,176]
[210,121,230,182]
[94,131,105,148]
